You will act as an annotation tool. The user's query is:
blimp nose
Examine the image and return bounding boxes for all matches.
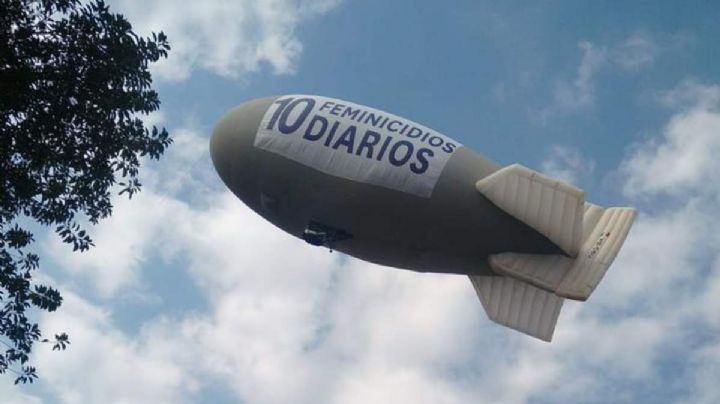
[210,96,277,190]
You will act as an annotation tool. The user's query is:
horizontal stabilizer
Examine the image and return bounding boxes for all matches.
[469,275,564,342]
[489,253,572,292]
[488,203,637,301]
[476,164,585,256]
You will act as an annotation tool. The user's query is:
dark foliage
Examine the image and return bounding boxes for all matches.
[1,0,171,383]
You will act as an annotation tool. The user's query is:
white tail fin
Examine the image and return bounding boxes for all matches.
[555,206,636,300]
[469,275,564,342]
[488,253,572,292]
[476,164,585,256]
[488,202,637,301]
[472,165,636,339]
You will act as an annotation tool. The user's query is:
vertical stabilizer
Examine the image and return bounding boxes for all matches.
[469,275,564,342]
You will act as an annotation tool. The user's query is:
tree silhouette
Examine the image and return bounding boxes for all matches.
[1,0,171,383]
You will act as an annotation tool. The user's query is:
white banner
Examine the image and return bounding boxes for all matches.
[254,95,461,198]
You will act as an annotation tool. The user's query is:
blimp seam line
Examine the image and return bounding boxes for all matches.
[518,176,531,223]
[499,277,513,320]
[529,180,543,229]
[516,280,532,327]
[559,191,572,251]
[509,279,526,326]
[490,277,502,318]
[518,284,535,331]
[528,286,544,335]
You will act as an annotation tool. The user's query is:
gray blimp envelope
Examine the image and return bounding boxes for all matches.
[210,95,636,342]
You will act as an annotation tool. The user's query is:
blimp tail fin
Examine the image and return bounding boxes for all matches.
[487,203,637,301]
[475,164,586,256]
[555,205,636,300]
[469,275,564,342]
[488,253,572,292]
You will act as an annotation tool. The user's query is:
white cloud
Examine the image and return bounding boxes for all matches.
[611,34,658,71]
[32,292,198,404]
[0,383,42,404]
[540,145,596,186]
[660,80,720,110]
[143,126,216,199]
[697,258,720,329]
[622,81,720,198]
[551,41,608,113]
[110,0,342,81]
[45,190,190,297]
[44,126,214,297]
[542,33,659,120]
[682,341,720,404]
[611,81,720,402]
[598,201,712,308]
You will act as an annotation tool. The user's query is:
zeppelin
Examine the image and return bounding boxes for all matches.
[210,95,636,341]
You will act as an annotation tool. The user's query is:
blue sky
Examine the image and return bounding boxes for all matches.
[4,1,720,402]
